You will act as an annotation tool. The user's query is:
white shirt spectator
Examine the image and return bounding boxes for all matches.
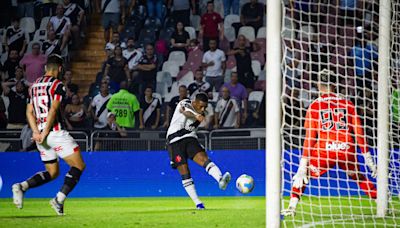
[49,15,71,35]
[123,48,143,70]
[202,49,226,77]
[215,97,239,128]
[91,93,112,129]
[101,0,120,13]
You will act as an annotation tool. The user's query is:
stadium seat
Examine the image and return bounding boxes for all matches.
[33,29,47,43]
[238,26,255,42]
[138,29,156,47]
[168,51,186,66]
[226,55,237,69]
[26,41,42,53]
[219,37,230,53]
[183,48,203,71]
[224,14,240,28]
[144,17,162,31]
[164,17,176,30]
[20,17,36,34]
[162,61,180,78]
[251,60,262,77]
[39,16,50,30]
[152,92,163,104]
[248,91,264,112]
[169,81,180,97]
[184,26,196,40]
[224,69,232,83]
[298,25,315,41]
[156,71,172,98]
[159,27,175,45]
[257,27,266,39]
[164,91,176,103]
[178,71,194,87]
[190,15,201,31]
[258,70,266,81]
[224,26,236,42]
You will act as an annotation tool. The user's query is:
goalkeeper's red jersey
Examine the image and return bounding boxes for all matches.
[302,93,368,158]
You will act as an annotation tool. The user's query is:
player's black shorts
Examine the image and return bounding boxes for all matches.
[167,137,205,169]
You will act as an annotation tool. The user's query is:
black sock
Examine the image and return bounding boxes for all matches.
[25,171,52,190]
[60,167,82,196]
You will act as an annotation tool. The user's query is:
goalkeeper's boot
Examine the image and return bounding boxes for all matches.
[196,203,205,210]
[12,183,25,209]
[219,172,231,190]
[281,206,296,217]
[50,197,64,216]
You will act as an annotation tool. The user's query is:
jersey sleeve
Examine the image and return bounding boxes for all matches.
[302,104,319,158]
[53,81,65,102]
[106,96,113,111]
[131,95,140,113]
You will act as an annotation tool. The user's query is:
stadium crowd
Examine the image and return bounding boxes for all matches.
[0,0,266,139]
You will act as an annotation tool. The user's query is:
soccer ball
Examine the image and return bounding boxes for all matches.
[236,174,254,194]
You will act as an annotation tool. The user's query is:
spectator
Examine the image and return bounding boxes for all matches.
[105,32,127,57]
[4,17,28,57]
[90,81,112,130]
[17,0,35,18]
[106,81,140,129]
[232,0,265,36]
[214,86,240,129]
[146,0,163,22]
[64,70,79,94]
[122,37,142,73]
[63,83,76,105]
[20,42,47,83]
[88,74,116,99]
[48,4,72,51]
[64,93,87,130]
[170,21,190,56]
[3,50,22,80]
[42,30,62,56]
[137,43,158,95]
[200,1,224,51]
[202,39,226,91]
[101,0,125,43]
[0,83,10,125]
[139,86,161,129]
[94,112,127,151]
[104,45,130,92]
[5,66,30,91]
[63,0,85,47]
[221,71,248,124]
[350,29,378,95]
[163,85,188,128]
[167,0,195,27]
[188,68,212,99]
[223,0,239,17]
[2,80,28,129]
[0,86,7,129]
[228,35,257,92]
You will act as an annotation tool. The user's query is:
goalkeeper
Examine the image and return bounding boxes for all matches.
[282,69,377,216]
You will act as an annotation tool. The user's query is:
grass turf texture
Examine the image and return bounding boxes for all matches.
[0,197,265,227]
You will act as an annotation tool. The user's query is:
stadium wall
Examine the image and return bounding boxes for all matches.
[0,150,265,198]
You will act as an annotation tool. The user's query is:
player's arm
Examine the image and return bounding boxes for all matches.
[40,99,61,141]
[26,103,41,142]
[352,106,377,177]
[179,101,204,122]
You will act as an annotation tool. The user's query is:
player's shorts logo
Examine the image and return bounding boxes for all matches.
[326,142,349,151]
[175,155,182,163]
[54,146,63,152]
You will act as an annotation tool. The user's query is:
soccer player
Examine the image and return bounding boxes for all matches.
[281,69,378,217]
[12,54,86,215]
[166,92,231,209]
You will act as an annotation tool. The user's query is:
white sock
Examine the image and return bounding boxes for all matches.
[182,178,202,205]
[289,197,299,209]
[56,192,66,204]
[20,181,29,191]
[205,162,222,182]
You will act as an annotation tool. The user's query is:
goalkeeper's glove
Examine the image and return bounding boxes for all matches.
[292,158,309,189]
[363,152,377,178]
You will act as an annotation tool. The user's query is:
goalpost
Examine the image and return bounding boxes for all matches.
[267,0,400,227]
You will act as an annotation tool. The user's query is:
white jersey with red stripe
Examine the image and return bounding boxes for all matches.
[29,75,66,132]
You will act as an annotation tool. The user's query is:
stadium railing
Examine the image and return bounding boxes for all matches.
[209,128,266,150]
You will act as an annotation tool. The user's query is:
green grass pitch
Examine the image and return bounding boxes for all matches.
[0,197,265,227]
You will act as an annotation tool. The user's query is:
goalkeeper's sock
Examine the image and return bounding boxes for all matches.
[288,197,299,209]
[354,175,377,199]
[182,174,202,205]
[203,160,222,182]
[23,171,52,191]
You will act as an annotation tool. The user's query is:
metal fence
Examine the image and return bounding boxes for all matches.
[0,128,265,151]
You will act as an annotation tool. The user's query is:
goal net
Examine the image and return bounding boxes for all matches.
[280,0,400,226]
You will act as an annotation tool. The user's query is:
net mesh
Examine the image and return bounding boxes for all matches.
[280,0,400,226]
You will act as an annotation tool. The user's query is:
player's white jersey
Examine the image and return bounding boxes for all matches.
[166,99,200,144]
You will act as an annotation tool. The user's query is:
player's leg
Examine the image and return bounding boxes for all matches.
[12,144,59,209]
[339,159,377,199]
[189,138,231,190]
[192,151,231,190]
[168,139,204,209]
